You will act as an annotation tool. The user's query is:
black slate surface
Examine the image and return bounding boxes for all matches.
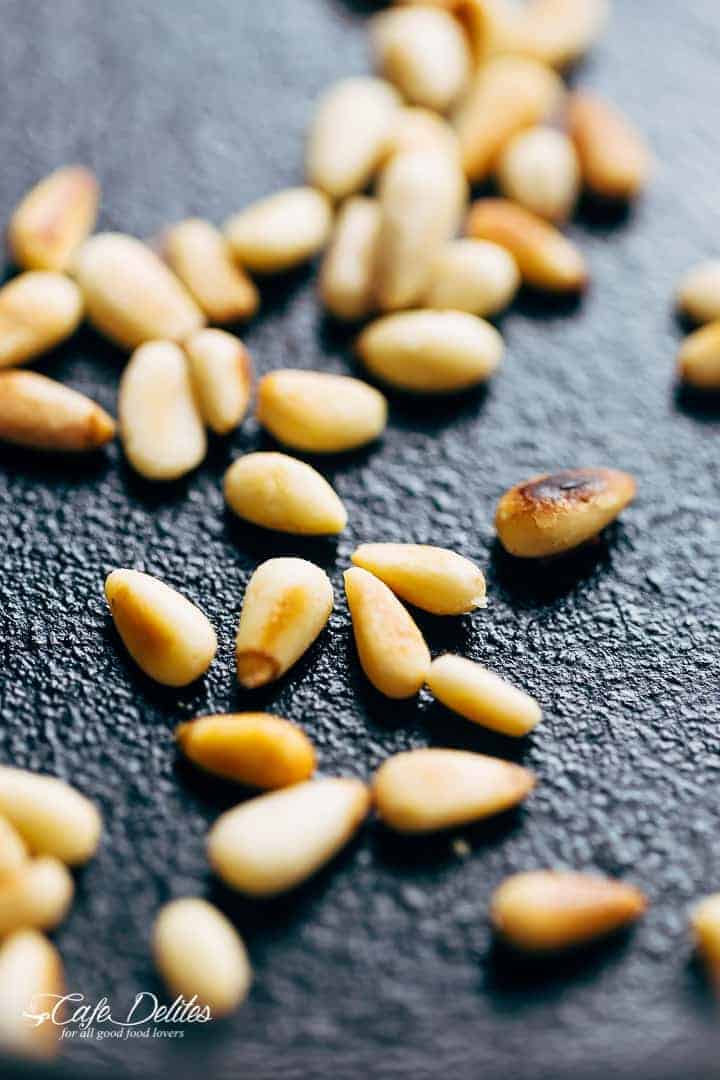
[1,1,720,1077]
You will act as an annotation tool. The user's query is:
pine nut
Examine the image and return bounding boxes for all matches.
[423,239,519,317]
[306,78,401,200]
[0,272,83,369]
[225,187,332,274]
[319,197,381,322]
[0,371,115,452]
[495,467,636,557]
[8,165,99,272]
[118,341,206,480]
[426,655,541,736]
[163,219,259,323]
[208,778,370,897]
[507,0,609,70]
[344,566,430,699]
[497,127,580,223]
[0,818,27,879]
[235,558,333,689]
[176,713,315,789]
[677,322,720,391]
[490,870,647,951]
[0,857,74,937]
[373,748,535,833]
[0,766,101,866]
[453,56,565,182]
[224,452,347,535]
[568,92,650,200]
[691,893,720,991]
[358,309,503,393]
[385,107,461,162]
[457,0,518,62]
[352,542,486,615]
[153,898,252,1016]
[105,568,217,687]
[185,328,252,435]
[370,6,472,112]
[676,261,720,325]
[0,930,63,1059]
[257,370,387,453]
[466,198,587,292]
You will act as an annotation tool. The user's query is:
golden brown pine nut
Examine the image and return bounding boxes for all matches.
[427,654,541,736]
[568,91,651,200]
[8,165,99,272]
[225,187,332,274]
[185,328,252,435]
[423,239,519,317]
[678,322,720,390]
[0,272,83,369]
[224,452,347,535]
[176,713,315,789]
[351,542,486,615]
[319,197,381,321]
[0,767,101,866]
[163,219,259,323]
[0,371,115,451]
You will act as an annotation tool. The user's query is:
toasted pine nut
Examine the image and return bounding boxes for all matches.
[385,107,460,162]
[73,233,204,350]
[0,272,83,370]
[506,0,609,70]
[0,857,74,938]
[0,766,101,866]
[0,818,27,879]
[0,930,63,1059]
[691,894,720,991]
[568,92,650,200]
[163,219,259,323]
[225,187,332,274]
[423,239,519,317]
[677,322,720,390]
[224,452,347,535]
[185,328,252,435]
[466,198,587,292]
[456,0,519,61]
[8,165,99,272]
[491,870,647,951]
[427,655,541,736]
[105,568,217,687]
[0,371,115,452]
[373,748,535,833]
[306,78,401,200]
[676,261,720,326]
[319,197,381,322]
[358,309,502,393]
[344,567,430,699]
[257,370,387,453]
[208,778,370,896]
[497,127,580,223]
[118,341,206,480]
[235,558,333,689]
[495,467,636,557]
[176,713,315,789]
[352,542,486,615]
[153,898,252,1016]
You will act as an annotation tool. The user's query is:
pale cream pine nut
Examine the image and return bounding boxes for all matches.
[373,748,535,833]
[0,817,27,879]
[224,187,332,274]
[208,778,370,897]
[490,870,647,951]
[497,127,580,224]
[185,328,252,435]
[8,165,99,273]
[163,219,259,323]
[466,198,587,293]
[357,309,502,393]
[306,78,401,200]
[234,558,333,689]
[676,261,720,325]
[0,856,74,937]
[256,370,387,454]
[677,322,720,390]
[453,56,565,183]
[423,239,519,317]
[153,898,252,1016]
[351,542,486,615]
[506,0,609,70]
[176,713,315,789]
[0,272,83,370]
[0,766,101,866]
[691,894,720,991]
[224,452,347,535]
[568,92,651,200]
[426,655,541,736]
[105,568,217,687]
[0,371,115,452]
[72,232,205,350]
[385,107,461,163]
[0,930,64,1059]
[118,340,206,480]
[344,566,430,699]
[319,197,381,322]
[495,467,636,558]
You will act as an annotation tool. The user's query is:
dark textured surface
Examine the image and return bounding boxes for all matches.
[1,1,720,1077]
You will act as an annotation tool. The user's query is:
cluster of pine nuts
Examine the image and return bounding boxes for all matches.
[1,0,719,1061]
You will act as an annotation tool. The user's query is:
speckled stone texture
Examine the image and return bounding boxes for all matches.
[0,1,719,1078]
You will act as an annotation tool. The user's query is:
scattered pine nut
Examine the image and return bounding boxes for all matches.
[351,542,486,615]
[0,930,63,1059]
[507,0,609,70]
[224,452,347,535]
[224,187,332,274]
[0,371,115,452]
[0,766,101,866]
[319,196,381,322]
[497,127,580,223]
[235,557,333,689]
[208,778,370,897]
[105,568,217,687]
[677,322,720,390]
[426,655,541,736]
[423,239,519,317]
[0,856,74,938]
[676,261,720,325]
[344,566,430,699]
[176,713,315,789]
[163,219,259,324]
[385,107,461,163]
[490,870,647,951]
[456,0,519,62]
[0,817,27,879]
[185,328,252,435]
[8,165,99,273]
[495,467,636,557]
[153,898,252,1016]
[0,272,83,370]
[568,91,651,200]
[691,893,720,992]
